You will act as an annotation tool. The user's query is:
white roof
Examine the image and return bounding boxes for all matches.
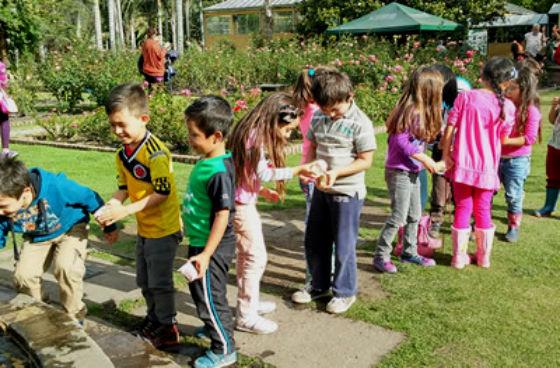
[205,0,301,12]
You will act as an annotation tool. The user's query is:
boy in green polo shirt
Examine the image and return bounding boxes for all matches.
[182,96,236,368]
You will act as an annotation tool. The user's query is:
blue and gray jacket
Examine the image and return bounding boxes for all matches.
[0,168,115,248]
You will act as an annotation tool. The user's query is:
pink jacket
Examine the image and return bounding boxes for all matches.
[447,90,515,190]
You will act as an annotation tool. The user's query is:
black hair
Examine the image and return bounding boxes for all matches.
[105,84,148,117]
[429,64,458,109]
[310,67,353,107]
[184,96,233,138]
[482,57,516,120]
[0,157,30,198]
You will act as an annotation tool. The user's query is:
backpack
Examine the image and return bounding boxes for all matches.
[393,215,443,257]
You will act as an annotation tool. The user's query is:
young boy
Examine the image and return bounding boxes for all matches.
[97,84,182,348]
[182,96,237,368]
[294,67,376,314]
[0,157,116,322]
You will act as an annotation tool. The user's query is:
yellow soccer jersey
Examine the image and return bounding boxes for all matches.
[115,132,181,238]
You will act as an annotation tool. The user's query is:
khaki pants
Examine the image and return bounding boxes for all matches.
[13,223,89,317]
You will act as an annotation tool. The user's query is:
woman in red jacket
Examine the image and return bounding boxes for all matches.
[142,27,166,88]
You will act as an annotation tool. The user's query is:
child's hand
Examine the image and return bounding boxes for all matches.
[104,229,119,244]
[190,252,211,278]
[444,155,454,172]
[316,170,338,190]
[422,157,438,174]
[97,202,129,226]
[261,188,280,203]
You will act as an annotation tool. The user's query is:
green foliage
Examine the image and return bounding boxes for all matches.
[297,0,507,35]
[146,93,191,153]
[0,0,41,54]
[39,44,141,111]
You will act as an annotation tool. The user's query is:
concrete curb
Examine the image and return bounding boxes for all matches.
[0,294,114,367]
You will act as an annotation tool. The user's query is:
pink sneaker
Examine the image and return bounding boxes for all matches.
[373,257,397,273]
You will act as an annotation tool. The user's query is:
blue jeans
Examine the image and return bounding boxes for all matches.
[499,156,531,214]
[419,169,428,211]
[305,190,363,297]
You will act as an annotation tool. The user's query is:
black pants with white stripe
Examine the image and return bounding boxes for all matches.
[188,240,236,355]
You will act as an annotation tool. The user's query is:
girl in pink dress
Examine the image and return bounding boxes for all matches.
[442,57,517,269]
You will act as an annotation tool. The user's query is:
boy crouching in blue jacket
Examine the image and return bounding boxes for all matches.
[0,157,116,323]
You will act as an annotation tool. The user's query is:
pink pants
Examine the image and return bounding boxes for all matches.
[233,203,267,321]
[453,182,494,229]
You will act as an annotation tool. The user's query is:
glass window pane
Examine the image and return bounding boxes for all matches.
[207,16,231,35]
[273,12,294,33]
[236,14,260,34]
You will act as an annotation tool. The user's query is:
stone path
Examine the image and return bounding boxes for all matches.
[0,205,405,367]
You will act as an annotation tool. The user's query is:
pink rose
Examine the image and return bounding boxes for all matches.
[180,88,192,97]
[249,87,262,98]
[466,50,475,58]
[413,41,421,49]
[391,87,398,93]
[393,65,403,73]
[385,75,395,83]
[368,54,378,63]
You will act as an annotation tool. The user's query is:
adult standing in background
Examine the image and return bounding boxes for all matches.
[142,27,166,88]
[524,24,545,61]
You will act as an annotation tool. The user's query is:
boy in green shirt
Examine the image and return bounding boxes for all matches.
[182,96,236,368]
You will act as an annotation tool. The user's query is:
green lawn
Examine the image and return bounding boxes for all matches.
[4,90,560,367]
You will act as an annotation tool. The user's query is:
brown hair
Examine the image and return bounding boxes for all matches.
[310,66,353,108]
[147,27,157,38]
[512,67,541,142]
[386,66,443,142]
[105,83,148,117]
[226,92,300,198]
[293,67,314,109]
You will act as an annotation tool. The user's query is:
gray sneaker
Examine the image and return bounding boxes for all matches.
[326,295,356,314]
[2,150,17,159]
[291,286,330,304]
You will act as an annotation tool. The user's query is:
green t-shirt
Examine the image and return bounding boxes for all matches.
[182,152,235,247]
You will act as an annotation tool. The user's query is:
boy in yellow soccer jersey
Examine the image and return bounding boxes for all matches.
[97,84,182,349]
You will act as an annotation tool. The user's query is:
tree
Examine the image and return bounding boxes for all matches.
[297,0,508,36]
[108,0,116,50]
[93,0,103,49]
[0,0,42,59]
[176,0,184,53]
[508,0,556,14]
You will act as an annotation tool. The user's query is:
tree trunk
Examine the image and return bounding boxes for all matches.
[76,12,82,38]
[115,0,125,48]
[108,0,116,51]
[199,0,205,48]
[263,0,273,41]
[93,0,103,50]
[171,0,177,50]
[130,17,136,49]
[185,0,191,41]
[158,0,164,37]
[176,0,184,54]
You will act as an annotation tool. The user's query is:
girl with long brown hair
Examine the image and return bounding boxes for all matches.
[373,66,444,274]
[499,66,541,241]
[226,92,313,334]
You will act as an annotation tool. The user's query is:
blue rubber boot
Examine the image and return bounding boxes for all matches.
[534,188,559,217]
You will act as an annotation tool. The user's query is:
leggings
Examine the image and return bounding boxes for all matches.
[452,182,494,230]
[1,114,9,149]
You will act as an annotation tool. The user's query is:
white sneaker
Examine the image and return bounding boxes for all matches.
[291,287,330,304]
[326,295,356,314]
[257,301,276,315]
[235,316,278,334]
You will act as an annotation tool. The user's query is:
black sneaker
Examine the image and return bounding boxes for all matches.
[150,323,180,349]
[135,317,160,339]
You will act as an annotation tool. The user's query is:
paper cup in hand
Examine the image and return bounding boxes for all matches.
[178,261,200,282]
[310,159,328,176]
[435,161,446,174]
[93,206,106,220]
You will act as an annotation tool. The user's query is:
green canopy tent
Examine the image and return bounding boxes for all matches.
[326,2,461,35]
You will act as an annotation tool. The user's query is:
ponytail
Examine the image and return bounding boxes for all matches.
[490,79,506,121]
